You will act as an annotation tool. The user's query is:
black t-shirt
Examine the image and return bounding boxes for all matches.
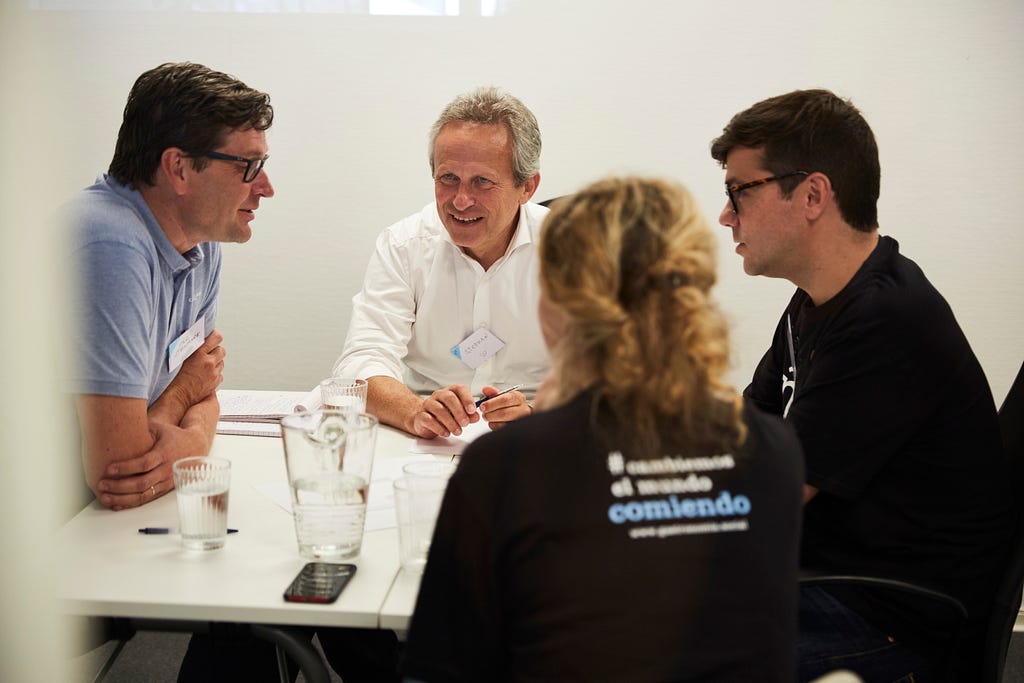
[745,235,1014,660]
[402,389,805,682]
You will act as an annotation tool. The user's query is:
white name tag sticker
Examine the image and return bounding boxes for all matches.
[451,327,505,370]
[168,318,205,373]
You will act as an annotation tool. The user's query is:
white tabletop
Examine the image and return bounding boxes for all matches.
[56,401,432,630]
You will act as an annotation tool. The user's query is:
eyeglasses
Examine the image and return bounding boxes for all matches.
[191,150,269,183]
[725,171,808,214]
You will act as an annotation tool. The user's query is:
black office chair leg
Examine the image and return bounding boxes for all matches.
[90,637,129,683]
[251,624,330,683]
[273,640,294,683]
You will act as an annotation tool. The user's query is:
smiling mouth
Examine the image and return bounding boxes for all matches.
[450,214,481,224]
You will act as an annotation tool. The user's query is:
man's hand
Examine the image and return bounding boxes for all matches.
[149,330,225,426]
[477,384,531,430]
[94,421,198,510]
[92,393,219,511]
[410,384,480,439]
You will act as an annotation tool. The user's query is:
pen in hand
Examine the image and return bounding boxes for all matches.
[138,527,238,535]
[475,384,523,408]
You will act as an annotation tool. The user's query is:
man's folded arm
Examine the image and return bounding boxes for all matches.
[76,383,219,510]
[148,329,225,426]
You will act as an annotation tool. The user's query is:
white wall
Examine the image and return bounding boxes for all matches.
[26,0,1024,404]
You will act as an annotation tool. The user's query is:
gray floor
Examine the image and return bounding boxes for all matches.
[71,629,1024,682]
[70,631,343,683]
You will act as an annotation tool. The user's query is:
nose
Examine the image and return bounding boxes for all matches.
[252,169,275,198]
[718,200,736,228]
[452,182,474,211]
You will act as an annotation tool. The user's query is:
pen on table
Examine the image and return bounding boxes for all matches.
[138,528,238,535]
[475,384,523,407]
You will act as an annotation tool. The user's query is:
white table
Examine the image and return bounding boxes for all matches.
[56,405,434,680]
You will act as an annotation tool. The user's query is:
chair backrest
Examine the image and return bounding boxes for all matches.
[537,195,568,208]
[983,360,1024,682]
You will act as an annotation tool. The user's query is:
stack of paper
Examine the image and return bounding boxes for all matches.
[216,388,320,437]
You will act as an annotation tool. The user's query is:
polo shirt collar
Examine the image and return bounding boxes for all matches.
[102,173,202,275]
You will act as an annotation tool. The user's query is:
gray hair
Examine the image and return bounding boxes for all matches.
[428,86,541,186]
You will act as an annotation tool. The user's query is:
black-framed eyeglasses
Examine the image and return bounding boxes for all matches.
[191,150,269,183]
[726,171,809,214]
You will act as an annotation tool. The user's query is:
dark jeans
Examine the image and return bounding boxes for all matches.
[177,627,302,683]
[799,586,931,683]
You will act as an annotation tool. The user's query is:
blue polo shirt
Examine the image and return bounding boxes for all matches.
[66,174,221,405]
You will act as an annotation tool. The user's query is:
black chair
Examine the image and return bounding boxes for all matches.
[983,359,1024,682]
[799,359,1024,682]
[538,195,569,208]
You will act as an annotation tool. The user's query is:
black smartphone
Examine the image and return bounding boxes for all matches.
[283,562,356,604]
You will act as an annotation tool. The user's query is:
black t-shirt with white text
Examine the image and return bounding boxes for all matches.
[403,390,805,682]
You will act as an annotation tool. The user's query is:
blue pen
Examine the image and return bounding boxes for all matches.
[475,384,523,408]
[139,527,238,535]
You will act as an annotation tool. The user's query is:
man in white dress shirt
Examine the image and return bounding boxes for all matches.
[334,87,549,439]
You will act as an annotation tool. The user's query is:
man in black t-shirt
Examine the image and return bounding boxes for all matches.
[710,89,1014,682]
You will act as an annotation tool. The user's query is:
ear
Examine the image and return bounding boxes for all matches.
[803,172,832,221]
[160,148,189,195]
[519,172,541,204]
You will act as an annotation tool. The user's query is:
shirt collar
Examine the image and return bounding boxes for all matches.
[101,173,201,275]
[436,203,537,268]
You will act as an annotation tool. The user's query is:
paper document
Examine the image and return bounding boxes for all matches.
[216,389,320,435]
[216,421,282,438]
[410,418,490,455]
[253,454,453,532]
[217,390,305,422]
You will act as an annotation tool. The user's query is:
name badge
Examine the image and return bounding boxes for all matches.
[168,318,205,373]
[451,327,505,370]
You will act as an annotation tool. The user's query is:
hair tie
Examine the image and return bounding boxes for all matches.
[665,273,686,289]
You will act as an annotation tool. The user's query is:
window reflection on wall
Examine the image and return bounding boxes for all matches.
[31,0,508,16]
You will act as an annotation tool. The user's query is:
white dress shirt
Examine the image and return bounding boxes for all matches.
[334,201,550,396]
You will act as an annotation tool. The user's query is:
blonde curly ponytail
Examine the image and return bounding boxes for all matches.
[539,177,745,456]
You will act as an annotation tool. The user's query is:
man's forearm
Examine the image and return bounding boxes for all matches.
[366,375,423,435]
[147,380,193,427]
[178,392,220,455]
[148,330,225,427]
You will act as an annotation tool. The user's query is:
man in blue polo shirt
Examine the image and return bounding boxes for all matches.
[65,62,275,511]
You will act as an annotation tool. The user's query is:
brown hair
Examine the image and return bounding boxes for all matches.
[109,62,273,187]
[710,89,880,231]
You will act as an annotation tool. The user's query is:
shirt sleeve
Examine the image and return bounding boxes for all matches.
[743,313,790,417]
[333,230,415,381]
[69,239,155,399]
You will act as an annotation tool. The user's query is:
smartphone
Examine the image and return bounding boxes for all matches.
[283,562,356,604]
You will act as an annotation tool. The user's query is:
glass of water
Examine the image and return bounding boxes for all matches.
[172,456,231,551]
[280,410,378,561]
[319,377,368,413]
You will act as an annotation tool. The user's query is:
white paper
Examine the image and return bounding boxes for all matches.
[216,421,281,438]
[411,418,490,455]
[294,385,323,413]
[217,389,310,420]
[252,454,452,532]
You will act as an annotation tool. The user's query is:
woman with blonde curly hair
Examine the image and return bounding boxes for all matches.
[403,177,805,682]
